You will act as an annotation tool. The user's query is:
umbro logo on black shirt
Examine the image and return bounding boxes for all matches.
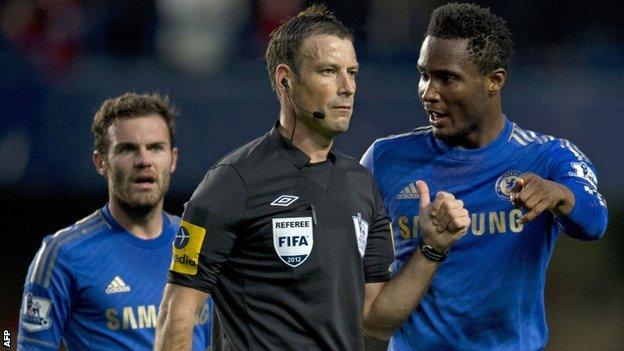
[271,195,299,207]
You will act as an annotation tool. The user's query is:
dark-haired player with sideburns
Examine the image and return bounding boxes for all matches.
[361,3,608,350]
[17,93,212,350]
[155,4,470,351]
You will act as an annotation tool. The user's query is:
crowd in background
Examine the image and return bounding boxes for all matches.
[2,0,622,79]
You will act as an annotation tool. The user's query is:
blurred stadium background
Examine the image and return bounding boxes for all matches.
[1,0,622,349]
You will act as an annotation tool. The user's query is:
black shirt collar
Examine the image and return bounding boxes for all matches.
[268,120,337,169]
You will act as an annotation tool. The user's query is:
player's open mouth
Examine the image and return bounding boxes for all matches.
[428,110,447,126]
[133,175,156,188]
[428,110,446,118]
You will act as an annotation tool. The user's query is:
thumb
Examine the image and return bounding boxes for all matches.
[416,180,431,211]
[511,177,525,194]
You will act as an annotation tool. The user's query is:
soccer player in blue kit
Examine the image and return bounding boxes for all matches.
[361,3,608,350]
[17,93,212,350]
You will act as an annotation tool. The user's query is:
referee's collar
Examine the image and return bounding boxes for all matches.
[269,120,336,169]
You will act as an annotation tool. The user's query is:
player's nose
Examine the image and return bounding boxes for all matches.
[134,147,153,167]
[420,80,440,103]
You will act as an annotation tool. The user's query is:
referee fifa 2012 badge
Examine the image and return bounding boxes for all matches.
[171,220,206,275]
[272,217,314,268]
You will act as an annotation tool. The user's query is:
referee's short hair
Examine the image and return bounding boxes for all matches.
[426,2,513,75]
[265,4,353,94]
[92,92,176,156]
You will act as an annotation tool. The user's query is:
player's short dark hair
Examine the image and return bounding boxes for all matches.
[92,92,176,156]
[265,4,353,92]
[426,2,513,74]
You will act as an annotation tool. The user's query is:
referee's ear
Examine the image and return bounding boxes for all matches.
[93,150,107,176]
[275,63,292,100]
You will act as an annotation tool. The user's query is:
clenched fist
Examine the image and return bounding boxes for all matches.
[416,180,470,253]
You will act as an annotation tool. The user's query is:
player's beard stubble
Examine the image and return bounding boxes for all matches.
[108,166,171,217]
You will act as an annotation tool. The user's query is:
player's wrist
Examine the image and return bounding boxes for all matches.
[553,183,575,217]
[418,238,449,262]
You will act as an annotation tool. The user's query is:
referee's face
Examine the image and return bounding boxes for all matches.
[99,115,178,211]
[292,34,359,137]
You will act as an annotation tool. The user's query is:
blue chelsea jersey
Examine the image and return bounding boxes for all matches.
[18,205,212,351]
[361,118,607,350]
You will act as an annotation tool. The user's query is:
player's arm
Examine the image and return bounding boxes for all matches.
[509,173,575,222]
[510,143,608,239]
[155,284,208,351]
[362,181,470,340]
[193,298,213,350]
[18,237,73,350]
[363,257,438,340]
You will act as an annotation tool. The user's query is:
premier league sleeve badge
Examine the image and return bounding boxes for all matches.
[21,293,52,332]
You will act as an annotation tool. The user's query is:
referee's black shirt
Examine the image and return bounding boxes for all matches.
[169,122,395,350]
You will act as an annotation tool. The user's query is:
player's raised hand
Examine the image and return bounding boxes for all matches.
[416,180,470,253]
[510,172,575,224]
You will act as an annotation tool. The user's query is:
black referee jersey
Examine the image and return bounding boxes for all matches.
[169,122,395,350]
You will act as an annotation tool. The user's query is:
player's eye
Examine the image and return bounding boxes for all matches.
[118,145,136,153]
[442,74,456,83]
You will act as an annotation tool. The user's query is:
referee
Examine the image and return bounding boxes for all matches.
[155,5,470,350]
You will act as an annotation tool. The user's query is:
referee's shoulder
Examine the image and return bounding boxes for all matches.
[334,149,378,184]
[213,133,269,169]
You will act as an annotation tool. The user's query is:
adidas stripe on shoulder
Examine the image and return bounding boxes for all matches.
[29,211,106,288]
[509,124,590,162]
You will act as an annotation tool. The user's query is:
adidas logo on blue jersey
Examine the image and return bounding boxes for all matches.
[397,182,420,200]
[105,276,131,294]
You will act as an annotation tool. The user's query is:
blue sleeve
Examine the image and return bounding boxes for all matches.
[18,237,73,350]
[548,141,608,240]
[192,298,213,350]
[360,142,376,174]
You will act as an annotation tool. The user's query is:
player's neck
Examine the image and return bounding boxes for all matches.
[452,111,506,149]
[472,118,505,148]
[108,199,164,240]
[279,115,333,163]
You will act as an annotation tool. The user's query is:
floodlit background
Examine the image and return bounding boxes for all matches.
[1,0,622,349]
